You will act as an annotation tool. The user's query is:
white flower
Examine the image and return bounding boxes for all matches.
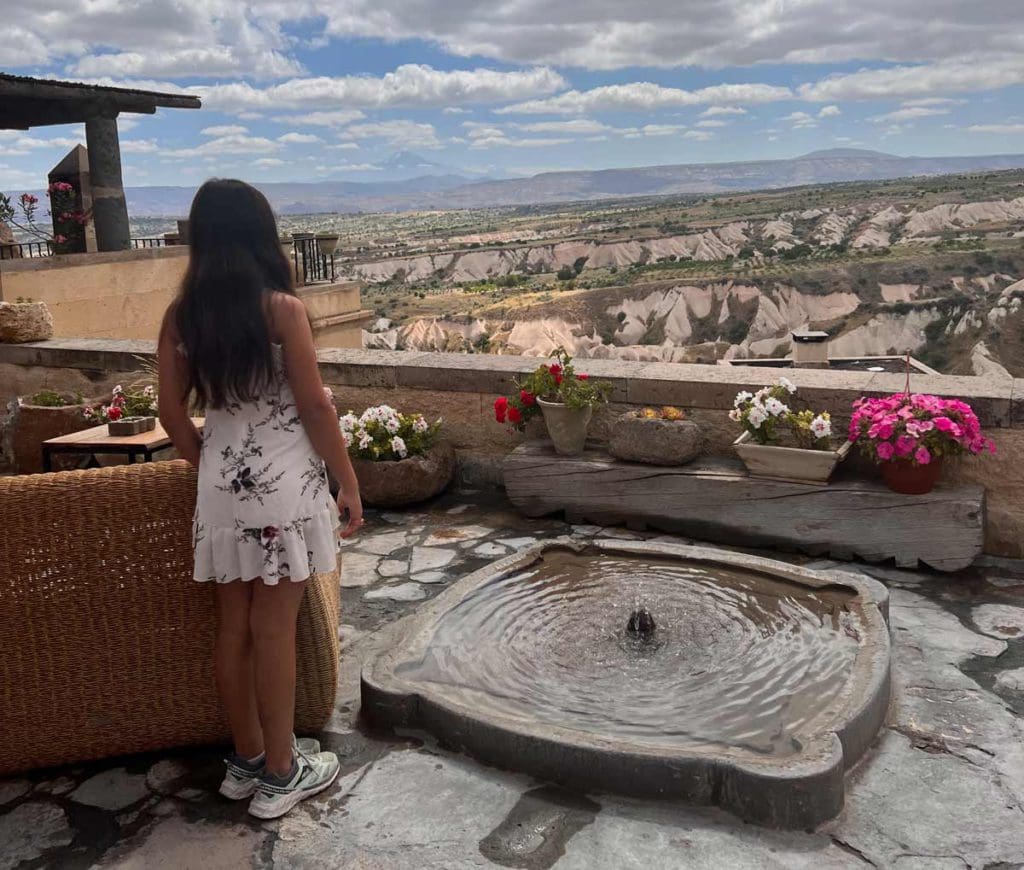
[142,385,155,397]
[728,408,742,422]
[733,391,753,409]
[778,377,796,394]
[754,387,771,401]
[357,428,373,450]
[412,415,428,434]
[112,384,123,395]
[339,412,359,433]
[764,397,788,418]
[341,430,354,448]
[810,414,832,439]
[747,406,768,428]
[384,415,401,434]
[390,436,408,458]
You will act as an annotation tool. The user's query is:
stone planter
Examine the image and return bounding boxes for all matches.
[0,301,54,344]
[734,432,851,485]
[108,416,156,436]
[351,441,455,507]
[9,396,92,474]
[316,234,339,258]
[608,413,702,465]
[537,398,592,456]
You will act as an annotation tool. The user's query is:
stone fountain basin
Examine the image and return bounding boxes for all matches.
[361,538,891,829]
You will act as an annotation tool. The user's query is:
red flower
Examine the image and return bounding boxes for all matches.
[554,374,563,386]
[494,396,508,423]
[508,406,522,424]
[520,390,536,406]
[106,405,122,421]
[20,193,38,205]
[549,364,562,377]
[262,526,279,540]
[577,373,589,381]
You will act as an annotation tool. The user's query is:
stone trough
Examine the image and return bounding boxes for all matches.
[362,538,892,829]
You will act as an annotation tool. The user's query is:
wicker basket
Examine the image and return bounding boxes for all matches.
[0,461,340,775]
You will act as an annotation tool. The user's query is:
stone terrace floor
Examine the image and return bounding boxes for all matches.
[2,489,1024,869]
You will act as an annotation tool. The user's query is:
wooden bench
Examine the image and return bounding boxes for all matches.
[503,441,985,572]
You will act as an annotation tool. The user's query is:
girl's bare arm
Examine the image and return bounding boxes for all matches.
[157,308,201,466]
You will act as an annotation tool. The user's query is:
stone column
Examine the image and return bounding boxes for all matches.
[84,115,130,251]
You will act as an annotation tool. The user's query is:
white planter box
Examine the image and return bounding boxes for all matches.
[733,432,852,485]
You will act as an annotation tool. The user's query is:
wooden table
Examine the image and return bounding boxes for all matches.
[41,419,202,472]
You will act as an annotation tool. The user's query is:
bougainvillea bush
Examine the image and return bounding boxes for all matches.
[0,182,90,254]
[849,393,995,466]
[729,378,834,449]
[494,347,611,432]
[339,405,441,461]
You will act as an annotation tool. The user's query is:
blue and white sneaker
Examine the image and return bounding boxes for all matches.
[218,735,321,800]
[248,746,341,819]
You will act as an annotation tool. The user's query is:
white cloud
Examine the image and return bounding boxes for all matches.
[470,134,573,149]
[818,105,841,118]
[272,110,365,127]
[700,106,747,117]
[12,136,85,150]
[642,124,688,136]
[498,81,792,115]
[696,119,727,128]
[442,107,470,114]
[119,139,160,153]
[277,132,323,144]
[902,97,968,107]
[682,130,714,141]
[798,54,1024,102]
[513,119,611,134]
[870,105,951,123]
[341,120,442,148]
[782,111,818,129]
[162,134,280,158]
[254,158,286,168]
[201,125,249,137]
[196,64,566,113]
[967,123,1024,134]
[70,47,303,79]
[326,142,361,150]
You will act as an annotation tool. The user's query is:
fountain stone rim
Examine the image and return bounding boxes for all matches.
[360,536,891,829]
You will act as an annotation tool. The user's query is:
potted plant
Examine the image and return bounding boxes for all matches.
[340,405,452,506]
[9,389,90,474]
[608,406,703,465]
[84,384,158,435]
[494,348,611,456]
[849,392,995,494]
[730,378,850,484]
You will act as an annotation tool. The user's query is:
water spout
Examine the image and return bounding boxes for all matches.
[626,608,656,640]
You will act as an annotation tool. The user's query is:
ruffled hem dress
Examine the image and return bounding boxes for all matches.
[192,344,339,585]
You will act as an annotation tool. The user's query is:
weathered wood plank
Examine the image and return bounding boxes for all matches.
[503,441,985,572]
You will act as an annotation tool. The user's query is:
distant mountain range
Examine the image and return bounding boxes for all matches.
[35,148,1024,217]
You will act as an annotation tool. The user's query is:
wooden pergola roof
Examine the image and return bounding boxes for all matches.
[0,73,201,130]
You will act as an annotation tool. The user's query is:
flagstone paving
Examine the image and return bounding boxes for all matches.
[2,489,1023,869]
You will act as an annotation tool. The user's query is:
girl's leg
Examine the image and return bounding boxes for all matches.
[250,578,308,775]
[214,580,264,759]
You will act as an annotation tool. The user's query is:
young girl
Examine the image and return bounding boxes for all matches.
[157,179,363,819]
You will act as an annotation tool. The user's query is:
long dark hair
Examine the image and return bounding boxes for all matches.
[173,179,294,409]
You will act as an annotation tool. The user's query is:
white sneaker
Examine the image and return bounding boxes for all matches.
[248,748,341,819]
[218,736,321,800]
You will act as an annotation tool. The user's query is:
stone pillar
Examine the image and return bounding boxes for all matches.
[84,115,130,251]
[48,144,95,255]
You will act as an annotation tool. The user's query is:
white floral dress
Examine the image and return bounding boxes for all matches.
[192,344,339,585]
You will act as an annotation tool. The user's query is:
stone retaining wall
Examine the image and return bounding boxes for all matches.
[2,340,1021,557]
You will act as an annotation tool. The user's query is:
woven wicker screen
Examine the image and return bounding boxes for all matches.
[0,461,339,775]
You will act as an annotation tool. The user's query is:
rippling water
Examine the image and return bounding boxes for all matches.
[396,549,864,757]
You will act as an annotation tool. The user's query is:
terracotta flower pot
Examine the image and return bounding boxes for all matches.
[10,396,93,474]
[351,441,455,507]
[880,458,944,495]
[537,398,592,456]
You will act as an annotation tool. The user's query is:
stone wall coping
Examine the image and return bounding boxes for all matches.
[0,245,188,278]
[0,339,1019,427]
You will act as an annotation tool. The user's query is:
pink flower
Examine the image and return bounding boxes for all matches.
[915,446,931,465]
[895,435,916,457]
[933,416,955,433]
[876,442,895,461]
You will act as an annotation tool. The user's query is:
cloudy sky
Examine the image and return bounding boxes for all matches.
[1,0,1023,188]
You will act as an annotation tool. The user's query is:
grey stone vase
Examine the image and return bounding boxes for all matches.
[537,398,592,456]
[608,413,703,466]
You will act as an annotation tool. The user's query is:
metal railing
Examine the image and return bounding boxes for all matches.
[130,237,168,249]
[290,235,336,285]
[1,241,53,259]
